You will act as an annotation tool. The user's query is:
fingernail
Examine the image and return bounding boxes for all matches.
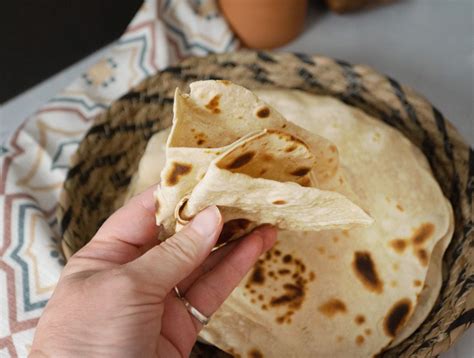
[190,206,221,239]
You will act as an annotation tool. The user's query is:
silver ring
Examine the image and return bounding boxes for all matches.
[174,286,211,326]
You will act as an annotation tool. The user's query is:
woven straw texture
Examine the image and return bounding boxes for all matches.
[57,51,473,357]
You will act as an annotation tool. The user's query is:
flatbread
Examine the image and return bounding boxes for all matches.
[154,81,372,242]
[181,129,372,237]
[126,83,453,357]
[389,198,454,347]
[125,127,170,200]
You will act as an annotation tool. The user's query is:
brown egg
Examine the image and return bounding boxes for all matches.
[218,0,307,49]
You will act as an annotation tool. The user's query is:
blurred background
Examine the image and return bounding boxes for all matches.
[1,0,143,102]
[1,0,472,144]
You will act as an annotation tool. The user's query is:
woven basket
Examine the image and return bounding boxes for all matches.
[57,51,473,357]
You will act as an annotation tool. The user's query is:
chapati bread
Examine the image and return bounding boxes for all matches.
[388,199,454,347]
[181,129,372,235]
[126,82,453,357]
[154,81,372,242]
[125,127,170,201]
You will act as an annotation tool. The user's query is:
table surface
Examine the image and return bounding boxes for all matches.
[0,0,472,356]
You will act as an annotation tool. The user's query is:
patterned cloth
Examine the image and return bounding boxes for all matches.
[0,1,238,355]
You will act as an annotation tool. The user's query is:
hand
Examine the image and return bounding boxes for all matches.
[30,186,276,357]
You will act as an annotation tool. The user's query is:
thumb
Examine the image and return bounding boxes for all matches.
[124,206,223,298]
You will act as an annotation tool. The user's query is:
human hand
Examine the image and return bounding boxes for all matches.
[30,186,276,357]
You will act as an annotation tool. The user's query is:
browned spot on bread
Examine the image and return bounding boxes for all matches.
[256,107,270,118]
[383,298,412,337]
[393,262,399,271]
[309,271,316,281]
[415,249,429,266]
[248,264,265,285]
[342,230,349,237]
[365,328,372,335]
[217,219,251,245]
[353,251,384,294]
[294,259,305,271]
[300,177,311,187]
[155,199,160,215]
[389,223,434,266]
[319,298,347,317]
[285,144,297,152]
[332,236,340,243]
[336,336,343,343]
[272,199,287,205]
[217,79,231,85]
[355,315,366,325]
[205,94,221,113]
[282,124,287,128]
[258,294,264,301]
[276,309,296,324]
[329,145,337,153]
[290,167,311,176]
[225,151,256,169]
[396,203,404,212]
[390,239,407,253]
[193,132,206,146]
[165,162,192,186]
[317,247,326,255]
[411,223,435,245]
[252,251,310,325]
[271,282,304,308]
[248,348,263,358]
[356,335,365,346]
[261,304,268,310]
[266,130,308,147]
[262,153,273,161]
[339,177,344,184]
[413,279,422,287]
[278,269,291,275]
[391,280,398,287]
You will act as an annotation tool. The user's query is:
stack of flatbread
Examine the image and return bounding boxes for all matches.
[127,81,453,357]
